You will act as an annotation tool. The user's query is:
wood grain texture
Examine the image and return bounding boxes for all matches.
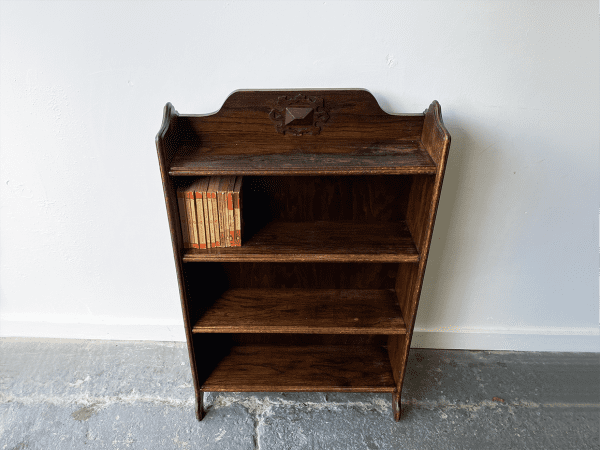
[169,141,435,176]
[392,391,401,422]
[240,175,412,225]
[421,100,451,165]
[182,221,419,262]
[196,393,205,421]
[156,102,180,168]
[179,89,425,144]
[228,333,389,347]
[395,263,419,327]
[220,262,399,289]
[388,100,452,416]
[156,92,451,421]
[200,345,395,392]
[155,103,204,416]
[405,175,435,254]
[192,288,406,334]
[387,334,407,386]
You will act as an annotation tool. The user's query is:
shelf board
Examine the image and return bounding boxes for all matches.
[192,288,406,334]
[201,345,396,392]
[169,141,436,176]
[183,221,419,262]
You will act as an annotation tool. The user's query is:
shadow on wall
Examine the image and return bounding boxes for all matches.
[416,117,507,330]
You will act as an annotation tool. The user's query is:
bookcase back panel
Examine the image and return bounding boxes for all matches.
[182,264,228,324]
[221,333,388,347]
[220,262,398,289]
[241,175,411,230]
[178,90,424,146]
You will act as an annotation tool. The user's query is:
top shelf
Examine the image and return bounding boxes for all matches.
[169,141,436,176]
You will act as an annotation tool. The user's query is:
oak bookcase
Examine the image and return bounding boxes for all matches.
[155,90,451,421]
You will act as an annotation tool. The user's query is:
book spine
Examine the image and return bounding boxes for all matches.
[217,187,227,247]
[186,192,199,249]
[177,191,190,248]
[202,191,212,248]
[227,189,235,246]
[206,191,216,248]
[195,191,207,250]
[233,187,241,247]
[211,189,220,247]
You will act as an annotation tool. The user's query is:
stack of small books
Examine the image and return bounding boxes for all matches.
[177,176,242,249]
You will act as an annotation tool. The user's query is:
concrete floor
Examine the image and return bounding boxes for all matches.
[0,339,598,449]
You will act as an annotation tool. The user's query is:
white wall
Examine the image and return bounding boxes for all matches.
[1,1,598,351]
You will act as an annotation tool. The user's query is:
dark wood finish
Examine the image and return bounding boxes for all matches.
[405,176,436,254]
[227,333,388,347]
[178,89,424,143]
[155,103,203,408]
[192,288,406,334]
[156,90,451,422]
[183,221,419,262]
[268,93,330,135]
[219,262,399,289]
[196,393,205,421]
[387,101,451,421]
[239,175,413,229]
[392,391,401,421]
[201,345,395,392]
[170,141,435,176]
[421,100,448,165]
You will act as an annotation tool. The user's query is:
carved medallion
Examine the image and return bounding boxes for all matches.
[269,94,329,135]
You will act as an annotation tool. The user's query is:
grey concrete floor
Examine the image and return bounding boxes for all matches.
[0,338,598,449]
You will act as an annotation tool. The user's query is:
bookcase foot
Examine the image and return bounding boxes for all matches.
[195,392,206,421]
[392,392,401,422]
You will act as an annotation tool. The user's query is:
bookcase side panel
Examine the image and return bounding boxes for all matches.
[156,104,204,412]
[405,176,436,254]
[421,101,451,166]
[389,103,451,410]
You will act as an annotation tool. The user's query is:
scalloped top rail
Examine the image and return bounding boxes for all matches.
[160,90,448,175]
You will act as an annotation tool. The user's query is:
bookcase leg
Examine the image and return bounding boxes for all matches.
[392,392,401,422]
[195,392,206,421]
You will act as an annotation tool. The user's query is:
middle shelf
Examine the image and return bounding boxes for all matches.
[183,220,419,262]
[192,288,406,334]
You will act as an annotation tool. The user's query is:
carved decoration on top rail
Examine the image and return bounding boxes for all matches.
[268,94,330,136]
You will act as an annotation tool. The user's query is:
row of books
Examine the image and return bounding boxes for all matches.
[177,176,243,249]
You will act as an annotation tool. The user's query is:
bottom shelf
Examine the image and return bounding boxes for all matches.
[200,345,396,392]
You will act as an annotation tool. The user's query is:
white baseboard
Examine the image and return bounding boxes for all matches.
[412,326,600,352]
[0,315,186,342]
[1,318,598,351]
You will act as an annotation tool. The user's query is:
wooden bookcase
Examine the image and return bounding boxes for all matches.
[155,90,450,421]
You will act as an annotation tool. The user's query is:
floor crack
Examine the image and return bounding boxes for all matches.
[253,412,261,450]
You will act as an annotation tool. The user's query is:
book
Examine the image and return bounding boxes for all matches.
[192,178,209,250]
[217,176,229,247]
[202,177,217,248]
[186,184,199,249]
[233,176,243,246]
[177,185,190,248]
[226,176,236,247]
[199,177,212,249]
[207,176,221,247]
[178,176,239,249]
[205,178,216,248]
